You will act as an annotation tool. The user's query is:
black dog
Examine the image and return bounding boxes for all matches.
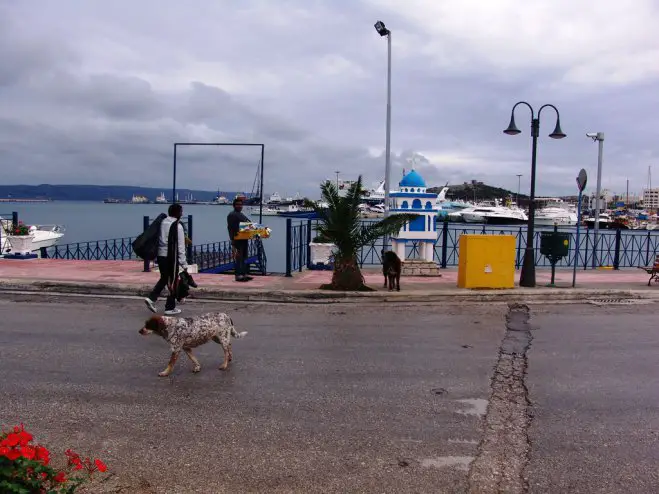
[381,250,401,291]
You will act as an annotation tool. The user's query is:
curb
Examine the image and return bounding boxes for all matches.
[0,279,657,304]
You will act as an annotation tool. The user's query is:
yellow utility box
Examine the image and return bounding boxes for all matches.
[457,234,516,289]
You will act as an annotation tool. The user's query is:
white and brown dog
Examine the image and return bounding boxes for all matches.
[139,312,248,377]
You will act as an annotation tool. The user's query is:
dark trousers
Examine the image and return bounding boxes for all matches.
[234,240,249,280]
[148,256,176,310]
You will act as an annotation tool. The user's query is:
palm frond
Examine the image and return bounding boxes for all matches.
[344,176,366,216]
[357,213,420,248]
[310,175,423,261]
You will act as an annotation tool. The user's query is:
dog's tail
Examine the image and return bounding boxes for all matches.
[229,317,248,339]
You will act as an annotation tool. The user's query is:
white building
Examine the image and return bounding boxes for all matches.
[389,169,439,263]
[643,188,659,209]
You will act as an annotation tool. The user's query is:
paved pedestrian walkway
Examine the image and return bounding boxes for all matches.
[0,258,655,292]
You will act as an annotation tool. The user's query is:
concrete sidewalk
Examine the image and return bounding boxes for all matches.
[0,259,657,303]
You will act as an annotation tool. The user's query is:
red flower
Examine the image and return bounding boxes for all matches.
[53,471,67,484]
[35,445,50,465]
[20,445,36,460]
[0,446,9,456]
[2,433,20,447]
[17,430,33,446]
[94,458,108,472]
[66,449,83,470]
[4,448,21,461]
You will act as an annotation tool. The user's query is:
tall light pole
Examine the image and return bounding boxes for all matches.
[374,20,392,220]
[504,102,566,287]
[586,132,604,268]
[335,170,340,189]
[516,174,522,206]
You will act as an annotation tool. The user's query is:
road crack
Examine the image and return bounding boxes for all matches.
[467,303,533,494]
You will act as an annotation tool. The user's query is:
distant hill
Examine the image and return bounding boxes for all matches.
[0,185,247,202]
[428,181,529,204]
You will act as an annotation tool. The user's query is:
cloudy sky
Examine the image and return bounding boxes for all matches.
[1,0,658,198]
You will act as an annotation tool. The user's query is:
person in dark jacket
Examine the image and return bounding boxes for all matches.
[144,203,189,314]
[227,197,253,282]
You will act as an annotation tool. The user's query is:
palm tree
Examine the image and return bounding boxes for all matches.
[309,176,418,291]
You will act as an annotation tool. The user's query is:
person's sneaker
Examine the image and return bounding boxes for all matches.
[164,308,182,315]
[144,298,157,313]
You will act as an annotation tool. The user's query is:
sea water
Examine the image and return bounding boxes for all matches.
[6,201,292,272]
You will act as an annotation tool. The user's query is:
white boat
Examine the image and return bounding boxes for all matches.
[435,186,475,219]
[366,180,386,201]
[584,212,613,229]
[248,206,279,216]
[461,200,528,225]
[155,192,167,204]
[359,202,385,218]
[267,192,282,205]
[130,194,149,204]
[1,221,65,255]
[276,204,304,215]
[535,203,578,226]
[213,194,229,205]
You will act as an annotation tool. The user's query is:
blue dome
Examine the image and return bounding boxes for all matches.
[399,169,426,188]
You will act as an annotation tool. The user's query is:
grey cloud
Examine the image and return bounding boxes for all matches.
[0,0,658,200]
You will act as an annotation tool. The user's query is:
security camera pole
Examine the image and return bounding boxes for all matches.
[587,132,604,268]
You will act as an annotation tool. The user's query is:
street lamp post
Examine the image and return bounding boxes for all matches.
[516,174,522,206]
[586,132,604,268]
[374,20,392,220]
[503,102,566,287]
[335,170,340,190]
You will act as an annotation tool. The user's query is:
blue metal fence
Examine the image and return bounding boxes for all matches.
[40,214,267,275]
[192,238,267,275]
[284,218,312,276]
[41,237,138,260]
[285,219,659,274]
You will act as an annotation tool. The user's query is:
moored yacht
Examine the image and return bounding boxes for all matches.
[461,200,528,225]
[535,202,578,226]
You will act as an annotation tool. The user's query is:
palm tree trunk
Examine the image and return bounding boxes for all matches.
[331,256,365,290]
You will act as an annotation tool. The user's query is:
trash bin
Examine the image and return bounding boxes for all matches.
[457,234,516,289]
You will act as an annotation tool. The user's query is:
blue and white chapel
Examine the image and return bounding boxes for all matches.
[389,169,440,263]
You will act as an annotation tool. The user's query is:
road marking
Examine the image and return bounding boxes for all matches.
[421,456,474,472]
[455,398,488,417]
[448,438,479,445]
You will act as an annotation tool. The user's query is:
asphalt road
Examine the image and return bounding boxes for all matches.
[526,303,659,493]
[2,295,657,493]
[0,295,506,493]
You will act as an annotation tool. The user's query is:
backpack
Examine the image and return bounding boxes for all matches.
[132,213,167,260]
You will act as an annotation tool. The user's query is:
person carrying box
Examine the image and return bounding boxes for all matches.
[227,197,253,282]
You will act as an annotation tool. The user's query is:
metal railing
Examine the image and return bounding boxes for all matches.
[285,218,312,276]
[192,238,267,275]
[41,237,138,261]
[285,219,659,274]
[40,214,268,275]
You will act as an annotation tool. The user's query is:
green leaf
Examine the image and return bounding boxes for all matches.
[357,213,420,247]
